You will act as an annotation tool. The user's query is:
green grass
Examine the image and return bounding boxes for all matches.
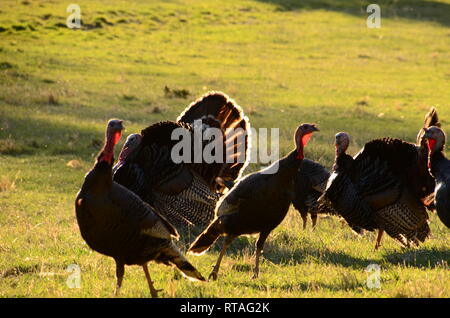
[0,0,449,298]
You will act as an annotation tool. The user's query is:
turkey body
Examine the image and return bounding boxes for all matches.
[320,137,432,248]
[292,159,330,229]
[218,152,299,236]
[75,120,204,297]
[76,165,178,267]
[189,123,319,280]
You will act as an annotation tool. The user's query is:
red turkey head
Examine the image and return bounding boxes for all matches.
[423,126,446,155]
[107,119,124,144]
[295,123,319,159]
[98,119,124,165]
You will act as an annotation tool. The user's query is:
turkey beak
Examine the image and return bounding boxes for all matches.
[311,125,319,133]
[119,121,125,131]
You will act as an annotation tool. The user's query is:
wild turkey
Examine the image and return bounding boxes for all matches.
[113,92,250,238]
[423,126,450,228]
[189,123,319,280]
[318,130,434,249]
[415,107,441,209]
[75,119,205,297]
[292,159,330,229]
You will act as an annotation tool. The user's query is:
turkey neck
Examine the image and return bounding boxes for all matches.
[335,153,354,172]
[275,150,304,181]
[429,151,447,179]
[101,131,119,163]
[90,130,121,191]
[103,132,116,155]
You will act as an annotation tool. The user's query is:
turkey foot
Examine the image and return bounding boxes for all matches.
[114,261,125,296]
[208,271,218,281]
[143,263,162,298]
[374,229,384,250]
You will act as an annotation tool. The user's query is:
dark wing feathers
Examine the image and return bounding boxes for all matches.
[299,159,330,188]
[321,171,378,230]
[321,137,433,245]
[113,162,147,198]
[292,159,330,215]
[113,92,251,230]
[354,138,428,198]
[139,123,193,191]
[110,183,178,239]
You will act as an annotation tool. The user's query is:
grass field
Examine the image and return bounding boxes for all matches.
[0,0,449,298]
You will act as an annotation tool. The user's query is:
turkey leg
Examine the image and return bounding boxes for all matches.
[301,213,308,230]
[114,260,125,296]
[209,235,235,281]
[311,214,318,230]
[142,263,162,298]
[374,229,384,250]
[253,231,270,279]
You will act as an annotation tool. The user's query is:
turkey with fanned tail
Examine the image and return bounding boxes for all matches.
[318,129,434,249]
[113,92,250,238]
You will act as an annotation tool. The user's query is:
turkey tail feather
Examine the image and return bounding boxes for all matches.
[177,92,251,191]
[417,107,440,144]
[188,218,223,255]
[424,107,440,128]
[163,243,206,281]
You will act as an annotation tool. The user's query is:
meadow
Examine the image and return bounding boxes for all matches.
[0,0,449,298]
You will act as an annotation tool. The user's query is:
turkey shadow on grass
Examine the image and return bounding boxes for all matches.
[255,0,450,27]
[179,234,255,256]
[189,234,378,270]
[233,279,365,293]
[382,247,450,269]
[262,244,378,270]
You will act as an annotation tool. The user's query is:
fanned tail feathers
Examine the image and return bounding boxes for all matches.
[177,92,251,191]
